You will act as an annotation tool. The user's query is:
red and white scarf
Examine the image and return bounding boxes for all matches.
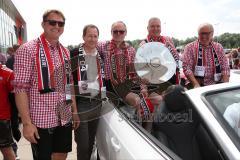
[146,35,166,44]
[76,44,106,98]
[195,40,221,75]
[108,40,136,85]
[36,34,69,93]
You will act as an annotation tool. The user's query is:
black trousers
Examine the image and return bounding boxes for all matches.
[74,98,102,160]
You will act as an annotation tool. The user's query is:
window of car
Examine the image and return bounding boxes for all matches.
[203,87,240,150]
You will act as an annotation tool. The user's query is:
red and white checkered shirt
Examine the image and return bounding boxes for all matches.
[183,40,230,86]
[97,41,136,80]
[14,39,72,128]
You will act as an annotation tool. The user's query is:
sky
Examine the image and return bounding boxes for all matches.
[12,0,240,46]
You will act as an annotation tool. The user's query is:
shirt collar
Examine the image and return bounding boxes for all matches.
[83,49,97,56]
[198,39,213,49]
[45,39,59,49]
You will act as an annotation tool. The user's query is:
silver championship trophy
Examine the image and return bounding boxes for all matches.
[111,41,177,106]
[134,42,176,84]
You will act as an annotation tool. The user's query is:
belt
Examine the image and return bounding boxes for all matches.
[78,95,101,103]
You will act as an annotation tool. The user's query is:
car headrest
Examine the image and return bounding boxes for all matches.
[163,85,187,112]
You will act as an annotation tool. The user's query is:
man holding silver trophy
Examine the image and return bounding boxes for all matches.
[139,17,180,87]
[131,17,181,131]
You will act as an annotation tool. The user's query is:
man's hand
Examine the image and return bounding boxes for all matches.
[187,74,201,88]
[141,78,150,85]
[222,75,230,83]
[148,92,163,106]
[72,113,80,130]
[140,87,148,97]
[125,92,141,108]
[23,123,40,144]
[193,83,201,88]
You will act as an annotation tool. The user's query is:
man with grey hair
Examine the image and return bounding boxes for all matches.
[183,23,230,87]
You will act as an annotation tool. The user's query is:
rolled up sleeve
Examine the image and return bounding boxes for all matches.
[13,44,34,93]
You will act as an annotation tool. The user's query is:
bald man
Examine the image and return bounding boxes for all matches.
[140,17,180,86]
[183,23,230,87]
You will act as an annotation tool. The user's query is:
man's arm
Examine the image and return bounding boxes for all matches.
[15,92,39,143]
[71,87,80,130]
[13,44,39,143]
[15,93,31,125]
[183,43,200,88]
[186,74,200,88]
[69,48,80,130]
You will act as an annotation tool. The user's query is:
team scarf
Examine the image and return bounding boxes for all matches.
[146,35,166,44]
[145,35,180,84]
[195,40,221,75]
[76,44,106,98]
[36,34,70,94]
[109,40,134,85]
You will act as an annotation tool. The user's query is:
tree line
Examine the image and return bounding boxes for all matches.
[129,33,240,50]
[67,33,240,50]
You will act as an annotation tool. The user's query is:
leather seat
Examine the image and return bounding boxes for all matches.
[152,85,221,160]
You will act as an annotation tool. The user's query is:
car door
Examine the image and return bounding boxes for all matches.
[96,101,171,160]
[186,84,240,160]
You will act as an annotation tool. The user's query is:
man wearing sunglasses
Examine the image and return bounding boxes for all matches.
[98,21,137,106]
[98,21,158,132]
[183,23,230,88]
[14,10,79,160]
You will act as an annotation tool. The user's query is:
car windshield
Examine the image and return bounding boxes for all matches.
[205,88,240,139]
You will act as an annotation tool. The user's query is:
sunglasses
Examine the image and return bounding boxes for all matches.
[112,30,125,35]
[45,20,65,27]
[200,31,212,36]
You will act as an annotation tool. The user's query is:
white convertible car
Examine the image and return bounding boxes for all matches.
[96,82,240,160]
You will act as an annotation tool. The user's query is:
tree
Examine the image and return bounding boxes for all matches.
[216,33,240,48]
[128,33,240,49]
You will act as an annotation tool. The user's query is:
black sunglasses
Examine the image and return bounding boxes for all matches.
[112,30,125,35]
[200,31,212,36]
[45,20,65,27]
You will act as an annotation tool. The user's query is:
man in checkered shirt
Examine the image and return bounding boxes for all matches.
[14,10,79,160]
[98,21,161,132]
[183,23,230,87]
